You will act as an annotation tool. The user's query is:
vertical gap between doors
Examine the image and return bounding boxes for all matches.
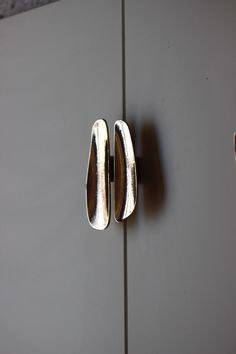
[122,0,128,354]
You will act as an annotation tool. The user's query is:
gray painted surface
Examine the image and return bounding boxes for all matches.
[0,0,57,19]
[126,1,236,353]
[0,1,123,353]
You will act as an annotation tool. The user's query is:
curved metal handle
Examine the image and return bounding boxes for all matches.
[114,120,137,222]
[86,119,110,230]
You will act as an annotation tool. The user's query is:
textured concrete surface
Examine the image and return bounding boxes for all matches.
[0,0,58,19]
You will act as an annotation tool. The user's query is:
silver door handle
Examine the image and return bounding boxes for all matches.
[86,119,111,230]
[114,120,137,222]
[86,119,137,230]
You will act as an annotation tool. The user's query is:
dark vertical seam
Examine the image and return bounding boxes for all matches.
[122,0,128,353]
[123,220,128,354]
[122,0,126,122]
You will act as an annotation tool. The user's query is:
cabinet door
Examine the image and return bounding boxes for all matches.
[0,1,123,354]
[126,1,236,353]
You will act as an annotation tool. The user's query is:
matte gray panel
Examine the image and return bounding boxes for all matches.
[126,1,236,353]
[0,1,123,354]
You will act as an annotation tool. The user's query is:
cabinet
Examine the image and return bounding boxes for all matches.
[0,1,236,354]
[126,1,236,354]
[0,1,123,354]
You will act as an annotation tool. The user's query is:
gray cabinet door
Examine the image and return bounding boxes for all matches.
[126,1,236,353]
[0,1,123,354]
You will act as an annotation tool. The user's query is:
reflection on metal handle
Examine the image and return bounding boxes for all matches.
[115,120,137,222]
[86,119,110,230]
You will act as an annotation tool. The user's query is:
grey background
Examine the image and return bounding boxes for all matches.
[126,1,236,354]
[0,0,236,353]
[0,1,123,353]
[0,0,58,19]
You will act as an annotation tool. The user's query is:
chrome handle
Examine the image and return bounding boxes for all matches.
[86,119,137,229]
[114,120,137,222]
[86,119,110,230]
